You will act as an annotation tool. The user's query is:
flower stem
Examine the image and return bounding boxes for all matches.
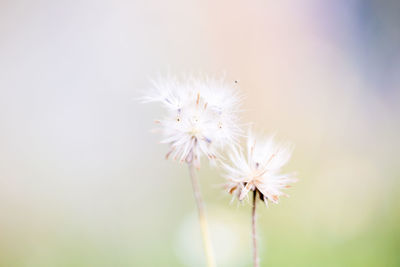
[252,191,259,267]
[188,162,216,267]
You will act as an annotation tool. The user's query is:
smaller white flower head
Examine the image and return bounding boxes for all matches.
[223,132,297,205]
[143,75,241,168]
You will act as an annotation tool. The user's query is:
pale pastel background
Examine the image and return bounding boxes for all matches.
[0,0,399,266]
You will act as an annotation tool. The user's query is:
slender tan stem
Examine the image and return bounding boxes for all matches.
[252,191,259,267]
[188,163,216,267]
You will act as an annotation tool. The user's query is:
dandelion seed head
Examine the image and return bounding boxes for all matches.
[223,132,297,205]
[143,75,242,168]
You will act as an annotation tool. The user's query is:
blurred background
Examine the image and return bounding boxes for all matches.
[0,0,399,266]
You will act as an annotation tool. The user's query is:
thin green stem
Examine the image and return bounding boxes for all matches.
[252,191,259,267]
[188,162,216,267]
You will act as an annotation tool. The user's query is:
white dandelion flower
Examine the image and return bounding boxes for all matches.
[143,75,242,168]
[223,132,297,205]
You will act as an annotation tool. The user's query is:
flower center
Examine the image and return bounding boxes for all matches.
[189,127,200,136]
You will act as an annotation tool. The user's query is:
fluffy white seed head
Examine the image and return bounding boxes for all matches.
[223,132,297,205]
[143,75,242,168]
